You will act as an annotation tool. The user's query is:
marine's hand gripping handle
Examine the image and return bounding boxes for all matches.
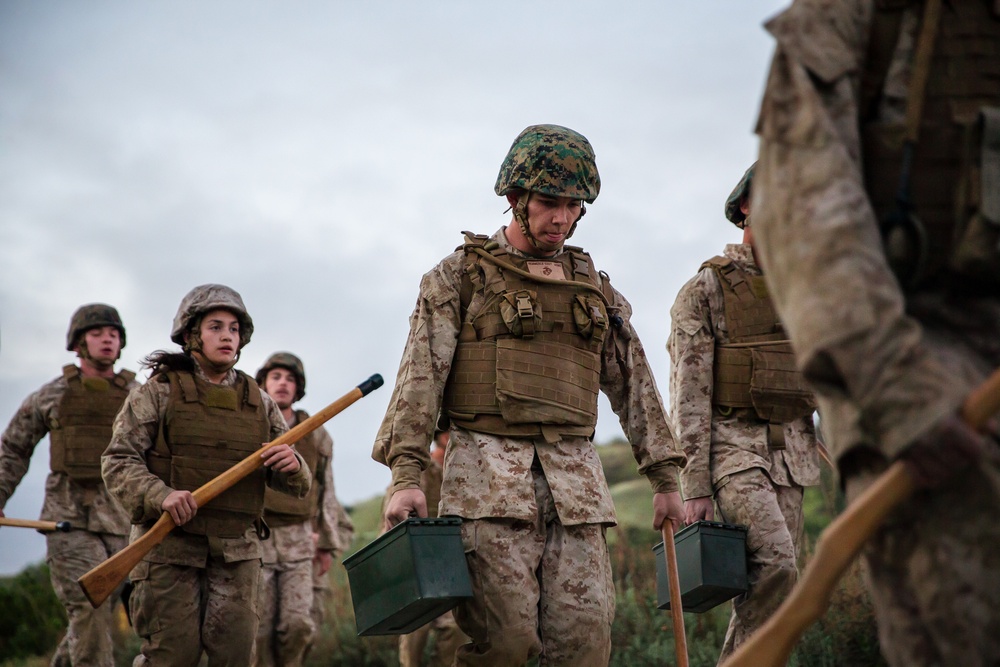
[724,367,1000,667]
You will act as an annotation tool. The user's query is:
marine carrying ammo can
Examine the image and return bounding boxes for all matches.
[653,520,748,613]
[344,517,472,635]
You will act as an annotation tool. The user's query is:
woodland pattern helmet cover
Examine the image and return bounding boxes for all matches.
[494,124,601,203]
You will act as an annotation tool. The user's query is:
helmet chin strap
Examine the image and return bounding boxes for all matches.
[513,192,546,252]
[185,330,239,376]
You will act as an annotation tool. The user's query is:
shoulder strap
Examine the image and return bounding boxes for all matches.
[169,370,199,404]
[458,230,509,313]
[239,371,262,408]
[113,369,136,389]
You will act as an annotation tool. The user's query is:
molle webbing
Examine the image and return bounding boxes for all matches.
[863,0,1000,285]
[49,365,135,482]
[702,257,783,343]
[704,258,816,426]
[149,370,270,537]
[444,233,605,439]
[264,410,320,526]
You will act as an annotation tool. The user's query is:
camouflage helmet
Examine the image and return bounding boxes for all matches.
[494,124,601,204]
[170,284,254,350]
[255,352,306,401]
[66,303,126,351]
[725,162,756,226]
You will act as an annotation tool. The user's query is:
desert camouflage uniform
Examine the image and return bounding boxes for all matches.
[102,365,310,667]
[255,415,350,667]
[668,242,819,661]
[0,368,137,667]
[754,1,1000,665]
[374,227,684,666]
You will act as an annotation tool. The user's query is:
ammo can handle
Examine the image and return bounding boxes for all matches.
[724,366,1000,667]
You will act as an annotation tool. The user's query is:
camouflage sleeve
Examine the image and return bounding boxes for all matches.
[372,253,464,493]
[260,390,311,499]
[0,379,60,507]
[313,427,348,554]
[668,271,717,499]
[754,0,962,460]
[600,284,685,494]
[101,379,172,524]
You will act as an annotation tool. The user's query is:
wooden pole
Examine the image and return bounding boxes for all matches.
[661,524,689,667]
[0,517,72,532]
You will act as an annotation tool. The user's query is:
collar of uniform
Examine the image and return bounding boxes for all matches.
[722,243,760,275]
[495,226,566,260]
[193,363,239,387]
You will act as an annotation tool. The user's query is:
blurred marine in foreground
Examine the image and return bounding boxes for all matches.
[753,1,1000,665]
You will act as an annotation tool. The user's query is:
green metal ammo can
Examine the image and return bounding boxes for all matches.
[653,520,748,613]
[344,517,473,635]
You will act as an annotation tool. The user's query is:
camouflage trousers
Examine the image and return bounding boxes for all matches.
[398,610,468,667]
[254,558,315,667]
[45,530,126,667]
[714,467,804,664]
[847,447,1000,667]
[310,564,330,638]
[129,557,262,667]
[453,465,615,667]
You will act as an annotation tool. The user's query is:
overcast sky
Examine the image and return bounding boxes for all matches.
[0,1,788,574]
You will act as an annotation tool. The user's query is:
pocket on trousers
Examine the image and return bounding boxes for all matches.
[129,561,162,636]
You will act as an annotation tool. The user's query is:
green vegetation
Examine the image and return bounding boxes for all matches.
[1,441,885,667]
[0,564,64,664]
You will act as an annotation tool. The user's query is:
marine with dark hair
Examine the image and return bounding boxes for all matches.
[253,352,353,667]
[374,124,685,666]
[667,165,820,663]
[102,284,311,667]
[752,1,1000,664]
[0,303,137,667]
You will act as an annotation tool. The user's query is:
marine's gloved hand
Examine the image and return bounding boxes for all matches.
[383,488,427,533]
[900,413,992,489]
[653,491,684,534]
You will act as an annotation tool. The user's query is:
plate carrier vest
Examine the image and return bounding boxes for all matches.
[263,409,321,527]
[442,232,616,442]
[863,0,1000,290]
[147,370,271,538]
[704,257,816,443]
[49,365,136,482]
